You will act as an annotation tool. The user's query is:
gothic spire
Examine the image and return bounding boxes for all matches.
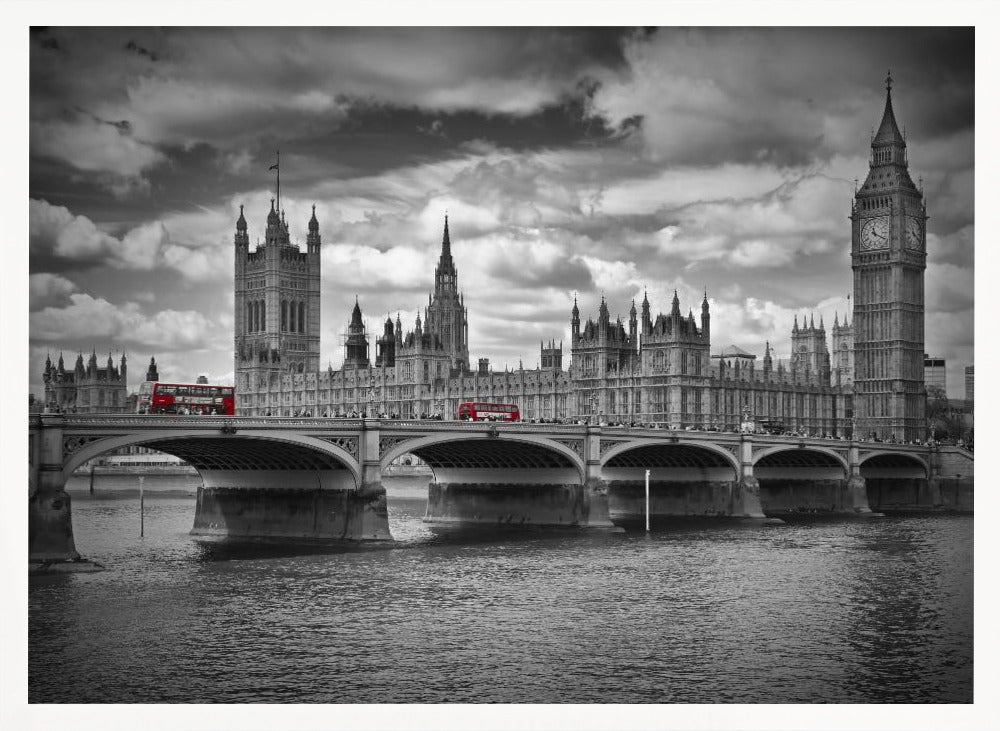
[599,295,610,322]
[873,69,905,146]
[442,214,451,259]
[351,296,363,327]
[309,204,319,233]
[236,204,247,231]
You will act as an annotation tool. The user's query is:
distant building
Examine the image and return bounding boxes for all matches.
[830,311,853,387]
[924,354,947,395]
[712,345,756,369]
[196,374,209,384]
[42,350,129,413]
[230,77,930,438]
[965,365,974,410]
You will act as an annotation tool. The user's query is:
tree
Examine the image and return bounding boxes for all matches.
[926,386,967,441]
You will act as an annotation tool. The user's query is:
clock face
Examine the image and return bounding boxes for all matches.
[860,216,889,250]
[905,216,923,250]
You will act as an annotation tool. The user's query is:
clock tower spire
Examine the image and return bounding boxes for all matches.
[851,73,927,441]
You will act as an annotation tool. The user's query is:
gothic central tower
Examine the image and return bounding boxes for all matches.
[851,73,927,441]
[424,216,469,372]
[234,200,322,403]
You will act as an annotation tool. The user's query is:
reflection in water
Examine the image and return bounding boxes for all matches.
[842,518,973,702]
[29,477,972,703]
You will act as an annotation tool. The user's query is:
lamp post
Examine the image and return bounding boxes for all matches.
[590,391,598,426]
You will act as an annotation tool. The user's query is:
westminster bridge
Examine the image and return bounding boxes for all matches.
[29,414,974,563]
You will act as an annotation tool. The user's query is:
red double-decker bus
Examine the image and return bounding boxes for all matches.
[137,382,235,415]
[457,402,520,422]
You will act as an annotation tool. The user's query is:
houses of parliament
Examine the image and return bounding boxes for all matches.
[231,76,927,440]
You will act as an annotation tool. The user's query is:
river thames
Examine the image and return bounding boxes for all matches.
[29,476,972,704]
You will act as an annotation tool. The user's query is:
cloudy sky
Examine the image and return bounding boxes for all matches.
[28,26,974,398]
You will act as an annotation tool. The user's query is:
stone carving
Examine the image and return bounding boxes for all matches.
[62,435,107,456]
[553,438,584,458]
[379,435,414,457]
[319,436,358,459]
[599,439,629,457]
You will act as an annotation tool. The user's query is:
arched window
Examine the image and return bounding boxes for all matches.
[260,300,266,331]
[299,302,306,333]
[281,301,288,332]
[252,301,259,332]
[247,302,253,333]
[289,300,297,333]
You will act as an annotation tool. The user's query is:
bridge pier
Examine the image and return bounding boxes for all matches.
[29,415,101,572]
[844,444,876,516]
[734,438,769,520]
[424,474,616,529]
[421,427,618,530]
[190,421,391,543]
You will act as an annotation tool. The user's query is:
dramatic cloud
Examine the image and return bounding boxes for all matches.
[29,273,78,310]
[31,293,229,352]
[27,28,975,399]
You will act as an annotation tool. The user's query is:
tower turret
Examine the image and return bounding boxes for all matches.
[344,297,370,369]
[641,290,652,336]
[701,289,710,339]
[235,204,249,247]
[307,205,321,255]
[571,296,580,340]
[629,299,638,342]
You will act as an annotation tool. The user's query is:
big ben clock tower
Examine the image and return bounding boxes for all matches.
[851,72,927,441]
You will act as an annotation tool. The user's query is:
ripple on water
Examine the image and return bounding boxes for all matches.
[30,487,973,703]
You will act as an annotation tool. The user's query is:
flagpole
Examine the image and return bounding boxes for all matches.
[276,149,280,215]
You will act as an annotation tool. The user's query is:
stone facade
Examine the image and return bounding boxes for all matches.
[42,350,129,413]
[233,78,925,439]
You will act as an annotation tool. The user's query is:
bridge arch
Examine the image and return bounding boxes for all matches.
[858,451,928,479]
[380,432,586,482]
[63,430,362,488]
[599,440,742,521]
[751,444,850,474]
[600,439,741,475]
[752,444,851,517]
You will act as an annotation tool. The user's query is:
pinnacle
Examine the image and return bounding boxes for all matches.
[873,73,905,146]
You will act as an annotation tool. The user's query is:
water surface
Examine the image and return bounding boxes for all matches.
[29,477,973,703]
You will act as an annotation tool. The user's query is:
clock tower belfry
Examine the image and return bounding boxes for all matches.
[851,72,927,441]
